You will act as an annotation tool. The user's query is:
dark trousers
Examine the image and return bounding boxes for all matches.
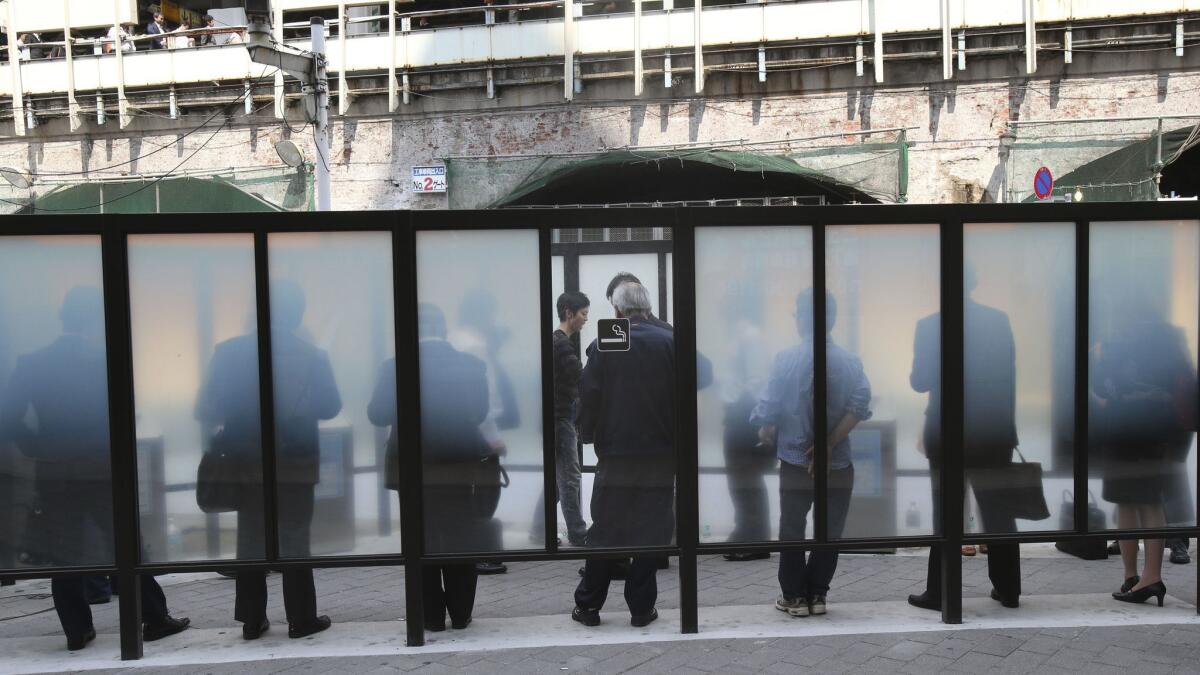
[778,463,854,599]
[422,565,478,627]
[724,448,773,542]
[234,482,318,626]
[53,574,168,642]
[35,477,159,642]
[924,464,1021,600]
[575,455,674,616]
[575,557,660,616]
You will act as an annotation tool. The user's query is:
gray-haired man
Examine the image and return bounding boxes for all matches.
[573,282,674,628]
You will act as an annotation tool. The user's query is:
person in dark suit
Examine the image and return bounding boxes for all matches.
[195,280,341,640]
[413,303,490,630]
[572,282,674,628]
[907,267,1024,610]
[0,286,189,651]
[146,12,167,50]
[1091,304,1196,606]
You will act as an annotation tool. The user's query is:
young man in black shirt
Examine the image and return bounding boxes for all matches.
[532,292,590,546]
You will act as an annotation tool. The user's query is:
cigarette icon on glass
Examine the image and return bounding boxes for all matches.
[600,323,627,343]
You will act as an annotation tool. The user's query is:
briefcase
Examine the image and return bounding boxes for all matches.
[196,430,257,513]
[1004,448,1050,522]
[1054,489,1110,560]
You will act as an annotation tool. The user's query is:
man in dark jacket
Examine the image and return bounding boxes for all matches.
[146,12,166,49]
[415,303,491,630]
[572,282,674,628]
[196,280,341,640]
[531,291,590,546]
[907,267,1023,610]
[0,286,189,651]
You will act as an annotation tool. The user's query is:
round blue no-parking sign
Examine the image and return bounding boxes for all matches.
[1034,166,1054,200]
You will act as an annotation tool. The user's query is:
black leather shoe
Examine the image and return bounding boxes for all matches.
[631,608,659,628]
[989,589,1019,608]
[242,617,269,640]
[1113,581,1167,607]
[67,628,96,651]
[723,552,771,562]
[475,562,507,575]
[425,620,446,632]
[288,615,332,639]
[907,592,940,611]
[144,615,190,642]
[572,607,600,627]
[1119,575,1140,594]
[451,617,472,630]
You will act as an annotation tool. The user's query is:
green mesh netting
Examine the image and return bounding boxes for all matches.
[446,132,909,209]
[1008,119,1200,203]
[1,165,312,214]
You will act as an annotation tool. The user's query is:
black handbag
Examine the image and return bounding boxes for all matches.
[471,454,509,519]
[1055,489,1110,560]
[1004,448,1050,521]
[196,430,258,514]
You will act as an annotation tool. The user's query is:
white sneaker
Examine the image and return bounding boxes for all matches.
[775,595,810,617]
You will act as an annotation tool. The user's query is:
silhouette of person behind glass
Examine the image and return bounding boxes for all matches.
[0,286,189,650]
[907,265,1025,611]
[1092,300,1196,606]
[721,284,774,559]
[451,289,516,575]
[195,279,341,641]
[413,302,491,630]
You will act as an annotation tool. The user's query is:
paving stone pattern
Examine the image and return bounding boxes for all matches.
[4,549,1199,673]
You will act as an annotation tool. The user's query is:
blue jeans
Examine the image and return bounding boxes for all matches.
[778,462,854,599]
[532,418,587,544]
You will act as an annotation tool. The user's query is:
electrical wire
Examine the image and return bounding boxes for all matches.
[15,66,275,179]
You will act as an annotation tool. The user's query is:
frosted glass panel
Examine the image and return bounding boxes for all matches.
[695,226,812,544]
[0,237,110,570]
[827,225,939,539]
[129,234,260,563]
[965,223,1074,534]
[416,230,543,553]
[269,231,400,558]
[1089,220,1198,531]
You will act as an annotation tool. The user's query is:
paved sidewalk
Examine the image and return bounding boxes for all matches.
[78,623,1200,675]
[2,546,1198,674]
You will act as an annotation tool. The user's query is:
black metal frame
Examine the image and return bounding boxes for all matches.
[1,202,1199,661]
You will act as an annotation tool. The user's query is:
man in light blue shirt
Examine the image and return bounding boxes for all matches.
[751,289,871,618]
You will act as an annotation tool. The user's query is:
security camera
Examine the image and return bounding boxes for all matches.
[243,0,273,61]
[243,0,272,23]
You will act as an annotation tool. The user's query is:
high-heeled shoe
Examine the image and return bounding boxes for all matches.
[1116,575,1140,595]
[1112,580,1166,607]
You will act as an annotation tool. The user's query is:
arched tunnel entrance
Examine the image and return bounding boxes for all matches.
[498,151,881,207]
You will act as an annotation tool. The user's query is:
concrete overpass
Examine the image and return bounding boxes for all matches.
[2,0,1200,209]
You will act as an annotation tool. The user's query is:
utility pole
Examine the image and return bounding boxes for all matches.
[245,3,332,211]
